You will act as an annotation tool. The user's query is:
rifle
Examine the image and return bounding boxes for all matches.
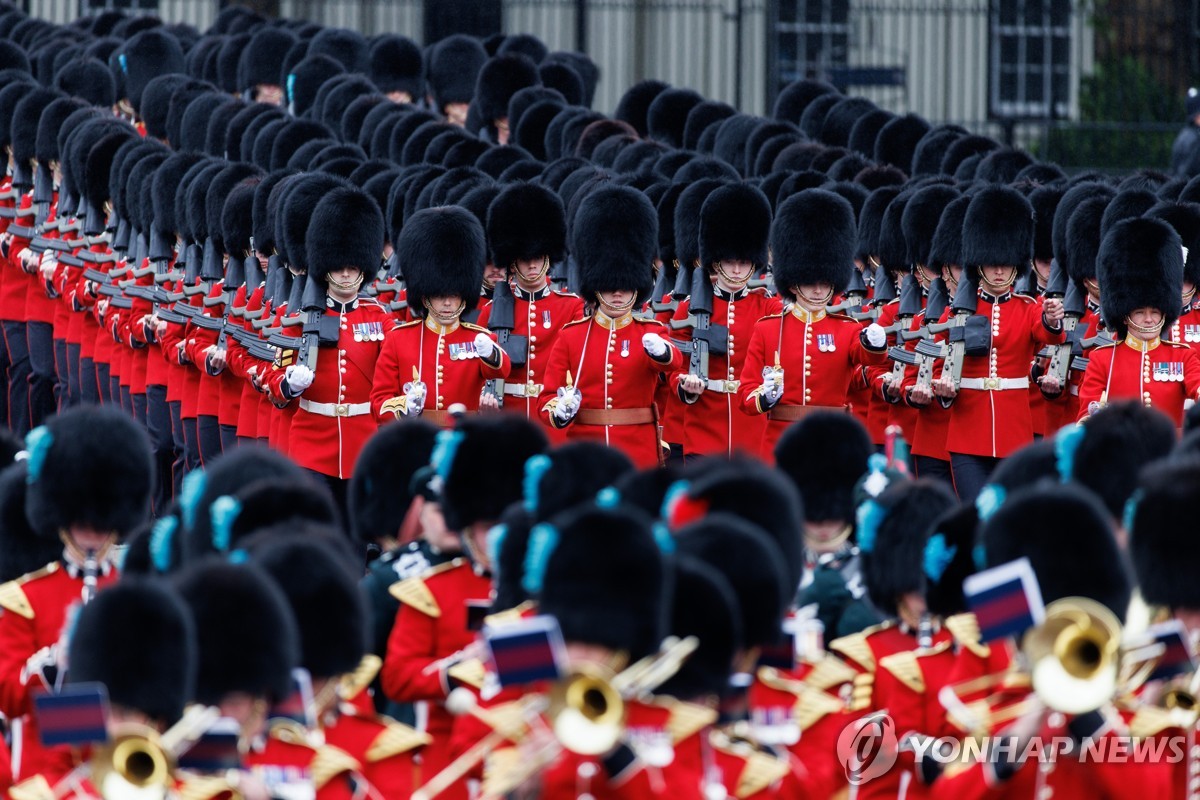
[270,276,336,376]
[485,282,522,406]
[827,265,870,314]
[267,273,309,347]
[669,267,720,388]
[883,274,925,391]
[848,263,895,323]
[932,270,987,391]
[649,260,679,315]
[1037,261,1084,389]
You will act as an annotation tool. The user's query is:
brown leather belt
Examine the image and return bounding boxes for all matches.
[576,407,655,426]
[767,404,849,422]
[422,409,455,427]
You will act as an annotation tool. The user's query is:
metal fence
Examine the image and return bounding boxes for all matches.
[22,0,1200,172]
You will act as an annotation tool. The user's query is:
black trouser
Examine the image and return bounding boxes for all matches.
[65,343,81,407]
[169,399,185,496]
[79,356,99,405]
[109,375,121,409]
[53,338,68,409]
[949,452,1000,502]
[183,415,201,474]
[2,321,30,434]
[914,455,954,487]
[26,321,55,428]
[119,385,132,416]
[95,361,111,404]
[146,385,174,512]
[219,423,238,452]
[197,414,223,465]
[306,468,348,524]
[131,391,147,428]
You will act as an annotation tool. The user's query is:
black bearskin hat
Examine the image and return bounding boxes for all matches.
[771,189,857,299]
[1146,201,1200,289]
[614,79,670,136]
[120,28,185,113]
[437,415,549,533]
[398,205,486,315]
[486,183,567,271]
[981,483,1131,622]
[861,479,958,614]
[369,34,423,99]
[238,27,297,90]
[174,559,299,704]
[69,579,195,725]
[961,185,1034,275]
[1129,459,1200,609]
[873,113,929,172]
[539,503,667,660]
[572,185,658,303]
[254,537,368,680]
[348,420,438,546]
[1068,401,1176,521]
[1029,184,1064,264]
[699,183,771,270]
[0,463,60,582]
[427,35,487,111]
[660,554,741,699]
[1098,217,1184,340]
[928,194,972,270]
[475,53,540,124]
[902,184,960,267]
[307,185,383,283]
[25,407,152,540]
[774,410,872,523]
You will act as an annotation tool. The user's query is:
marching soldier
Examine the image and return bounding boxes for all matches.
[478,183,584,427]
[537,185,683,468]
[0,406,151,780]
[1077,217,1200,425]
[263,182,395,504]
[371,206,510,425]
[672,183,781,458]
[739,188,889,460]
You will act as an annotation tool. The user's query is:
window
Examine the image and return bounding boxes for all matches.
[989,0,1072,119]
[775,0,851,83]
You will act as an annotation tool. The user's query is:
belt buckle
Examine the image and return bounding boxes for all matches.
[723,379,739,393]
[983,377,1000,390]
[526,381,540,397]
[335,403,349,417]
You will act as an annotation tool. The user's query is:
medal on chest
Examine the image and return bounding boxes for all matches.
[1153,362,1185,382]
[543,310,551,329]
[449,341,480,360]
[352,321,383,342]
[1185,324,1200,343]
[816,332,836,353]
[621,339,630,358]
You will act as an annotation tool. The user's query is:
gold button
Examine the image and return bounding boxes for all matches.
[804,369,811,376]
[606,378,613,384]
[530,336,537,343]
[529,303,536,312]
[437,395,444,402]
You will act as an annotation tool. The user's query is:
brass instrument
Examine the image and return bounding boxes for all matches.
[547,663,625,756]
[1023,597,1121,715]
[89,706,221,800]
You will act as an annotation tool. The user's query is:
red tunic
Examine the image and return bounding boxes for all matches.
[263,296,396,479]
[943,292,1065,458]
[0,561,119,781]
[1076,338,1200,426]
[370,317,510,426]
[739,308,887,460]
[536,312,684,469]
[668,287,781,458]
[381,558,491,800]
[475,283,584,428]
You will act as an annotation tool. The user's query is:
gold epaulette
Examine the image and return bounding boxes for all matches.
[879,651,925,694]
[804,654,860,692]
[268,719,310,746]
[829,631,875,673]
[483,599,535,628]
[848,673,874,711]
[461,322,489,333]
[365,720,431,761]
[447,657,487,690]
[177,775,238,800]
[828,312,857,323]
[0,580,33,619]
[656,697,718,744]
[311,745,361,790]
[561,316,590,330]
[759,313,783,321]
[338,654,382,701]
[709,732,791,798]
[795,685,846,731]
[387,558,464,617]
[8,776,54,800]
[945,613,990,659]
[397,318,422,328]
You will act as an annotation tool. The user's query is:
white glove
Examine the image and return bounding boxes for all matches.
[284,364,314,395]
[865,322,887,349]
[23,645,59,691]
[642,332,669,358]
[553,386,581,422]
[761,366,785,407]
[402,379,427,416]
[473,331,496,360]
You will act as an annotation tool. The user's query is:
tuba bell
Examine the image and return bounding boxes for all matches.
[547,663,625,756]
[90,724,172,800]
[1023,597,1122,715]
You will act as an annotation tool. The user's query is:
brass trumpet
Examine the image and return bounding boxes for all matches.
[547,663,625,756]
[1023,597,1121,715]
[90,725,172,799]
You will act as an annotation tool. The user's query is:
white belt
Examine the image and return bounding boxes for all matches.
[959,377,1030,391]
[503,382,543,398]
[1070,385,1079,396]
[706,378,741,394]
[299,399,371,417]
